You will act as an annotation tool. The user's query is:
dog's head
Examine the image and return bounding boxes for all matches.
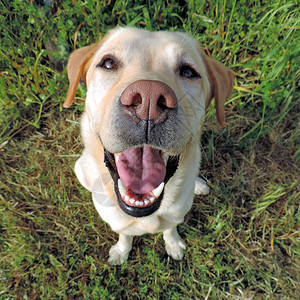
[64,27,234,217]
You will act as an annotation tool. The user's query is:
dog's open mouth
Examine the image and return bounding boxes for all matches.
[104,145,179,217]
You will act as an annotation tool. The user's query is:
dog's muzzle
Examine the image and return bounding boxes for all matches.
[101,80,183,217]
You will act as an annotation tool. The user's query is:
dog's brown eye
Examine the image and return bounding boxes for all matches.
[98,57,118,70]
[179,65,201,79]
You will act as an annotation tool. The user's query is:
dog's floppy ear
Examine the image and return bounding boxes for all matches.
[63,42,101,108]
[200,50,234,127]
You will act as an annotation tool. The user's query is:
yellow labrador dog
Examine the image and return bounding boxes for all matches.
[64,27,234,264]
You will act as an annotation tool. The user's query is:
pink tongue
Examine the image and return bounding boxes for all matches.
[116,145,166,194]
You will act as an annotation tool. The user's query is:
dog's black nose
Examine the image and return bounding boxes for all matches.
[120,80,178,123]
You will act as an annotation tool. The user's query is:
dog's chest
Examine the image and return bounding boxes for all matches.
[92,194,177,235]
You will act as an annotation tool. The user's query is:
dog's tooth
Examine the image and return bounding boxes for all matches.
[129,198,135,205]
[144,200,150,205]
[125,195,130,202]
[149,196,155,203]
[152,182,164,199]
[115,154,120,163]
[162,153,168,165]
[118,179,127,196]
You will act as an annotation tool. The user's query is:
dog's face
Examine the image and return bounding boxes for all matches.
[85,28,209,155]
[64,27,234,218]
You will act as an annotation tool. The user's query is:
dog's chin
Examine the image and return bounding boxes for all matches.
[103,147,179,218]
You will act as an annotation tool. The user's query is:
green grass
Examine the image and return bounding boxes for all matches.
[0,0,299,298]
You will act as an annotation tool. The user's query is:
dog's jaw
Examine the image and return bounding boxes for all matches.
[103,148,180,217]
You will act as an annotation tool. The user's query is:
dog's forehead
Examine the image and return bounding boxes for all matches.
[95,28,198,63]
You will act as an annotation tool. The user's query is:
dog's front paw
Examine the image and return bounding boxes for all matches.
[194,177,209,195]
[165,239,186,260]
[108,244,130,265]
[163,227,186,260]
[108,235,133,265]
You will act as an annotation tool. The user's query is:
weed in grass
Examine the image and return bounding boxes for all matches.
[0,0,299,298]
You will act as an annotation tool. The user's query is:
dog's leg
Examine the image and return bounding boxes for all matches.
[108,234,133,265]
[163,226,186,260]
[194,177,210,195]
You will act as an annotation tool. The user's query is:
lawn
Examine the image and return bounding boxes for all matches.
[0,0,299,298]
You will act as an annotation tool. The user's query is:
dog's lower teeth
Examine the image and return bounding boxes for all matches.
[119,179,165,207]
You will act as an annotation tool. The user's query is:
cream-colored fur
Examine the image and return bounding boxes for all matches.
[64,27,234,264]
